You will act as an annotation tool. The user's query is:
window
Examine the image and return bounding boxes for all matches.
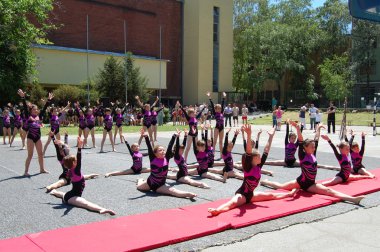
[213,7,220,92]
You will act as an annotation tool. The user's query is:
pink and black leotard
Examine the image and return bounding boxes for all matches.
[125,141,143,174]
[50,113,61,135]
[209,98,225,131]
[103,114,113,132]
[328,141,351,182]
[236,153,268,203]
[202,129,215,168]
[181,106,204,137]
[174,135,188,180]
[296,140,319,190]
[52,134,71,184]
[85,113,95,130]
[13,114,22,130]
[76,108,87,130]
[2,115,11,129]
[23,98,49,143]
[284,123,299,167]
[193,137,209,175]
[63,147,85,203]
[150,107,164,126]
[145,134,176,191]
[348,135,365,174]
[222,132,238,173]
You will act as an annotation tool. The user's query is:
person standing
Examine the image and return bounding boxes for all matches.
[299,106,306,132]
[224,104,232,127]
[276,106,284,131]
[309,104,318,130]
[327,102,336,134]
[232,104,239,127]
[241,104,248,125]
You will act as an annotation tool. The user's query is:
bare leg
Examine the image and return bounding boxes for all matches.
[218,130,224,158]
[212,161,225,167]
[264,160,287,166]
[46,178,68,192]
[9,128,19,147]
[108,131,115,151]
[347,174,374,181]
[138,126,148,145]
[179,176,210,188]
[147,127,154,147]
[156,184,197,199]
[84,174,99,180]
[261,169,273,176]
[317,164,341,171]
[357,168,375,178]
[213,128,219,150]
[83,128,89,146]
[136,178,151,191]
[207,167,223,175]
[252,189,297,202]
[105,170,134,177]
[321,176,343,186]
[202,172,226,183]
[78,128,83,138]
[113,126,118,144]
[184,135,193,161]
[227,170,244,180]
[260,179,300,190]
[152,125,157,142]
[2,127,5,144]
[307,183,364,205]
[100,130,107,152]
[43,135,52,156]
[35,139,48,173]
[91,128,96,148]
[24,139,35,176]
[68,196,115,215]
[119,126,123,143]
[49,189,65,198]
[20,129,26,149]
[208,194,246,216]
[7,128,11,144]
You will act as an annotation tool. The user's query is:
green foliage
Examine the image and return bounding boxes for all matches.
[53,85,82,104]
[124,52,150,105]
[0,0,55,105]
[350,19,380,103]
[26,83,46,107]
[319,54,353,101]
[79,80,99,106]
[163,107,170,123]
[95,53,149,105]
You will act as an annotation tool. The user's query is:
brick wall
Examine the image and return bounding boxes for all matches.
[47,0,182,98]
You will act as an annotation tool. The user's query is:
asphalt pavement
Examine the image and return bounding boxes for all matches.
[0,122,379,251]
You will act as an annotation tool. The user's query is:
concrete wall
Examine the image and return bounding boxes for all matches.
[183,0,233,105]
[32,46,166,89]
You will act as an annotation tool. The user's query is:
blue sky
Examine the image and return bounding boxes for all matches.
[311,0,327,9]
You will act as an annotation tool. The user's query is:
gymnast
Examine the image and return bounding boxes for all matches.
[260,122,365,205]
[208,125,296,216]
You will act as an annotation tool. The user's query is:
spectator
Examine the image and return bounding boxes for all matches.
[327,102,336,134]
[224,104,232,127]
[299,106,306,131]
[276,105,284,131]
[272,106,277,128]
[309,103,318,130]
[241,104,248,124]
[232,103,239,127]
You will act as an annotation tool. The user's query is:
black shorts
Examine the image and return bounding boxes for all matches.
[131,166,142,174]
[116,123,123,128]
[15,125,22,130]
[147,177,165,192]
[104,126,112,132]
[285,158,296,167]
[143,123,151,129]
[296,176,315,191]
[197,166,208,176]
[87,125,94,130]
[27,133,41,143]
[3,125,10,129]
[151,120,157,126]
[223,165,233,173]
[352,165,364,174]
[63,189,82,203]
[59,172,71,185]
[215,124,224,131]
[235,187,253,204]
[233,116,238,120]
[336,171,349,182]
[51,127,60,135]
[79,126,86,130]
[176,169,187,180]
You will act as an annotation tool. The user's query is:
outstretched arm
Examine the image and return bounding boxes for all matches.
[360,132,365,156]
[321,135,340,160]
[263,128,275,155]
[166,133,177,160]
[135,96,144,108]
[255,129,262,149]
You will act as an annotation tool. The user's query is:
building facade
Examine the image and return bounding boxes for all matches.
[32,0,233,105]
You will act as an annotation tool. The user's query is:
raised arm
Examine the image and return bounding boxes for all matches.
[192,135,198,155]
[222,130,230,155]
[285,121,290,145]
[360,132,365,156]
[124,139,134,156]
[263,128,275,155]
[75,137,83,175]
[180,106,190,121]
[135,96,144,108]
[166,133,177,160]
[321,135,340,160]
[151,96,159,108]
[255,129,262,149]
[232,129,239,146]
[196,106,205,119]
[183,130,188,147]
[243,124,252,154]
[174,135,181,159]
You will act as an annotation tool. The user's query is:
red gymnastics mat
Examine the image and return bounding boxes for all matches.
[1,169,380,252]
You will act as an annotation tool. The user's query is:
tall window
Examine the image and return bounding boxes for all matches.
[213,7,220,92]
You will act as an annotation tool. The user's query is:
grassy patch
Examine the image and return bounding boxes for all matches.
[249,111,380,126]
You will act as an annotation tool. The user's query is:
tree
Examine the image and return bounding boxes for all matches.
[319,54,353,102]
[25,82,46,107]
[0,0,54,105]
[53,85,82,105]
[124,52,149,105]
[95,53,149,105]
[95,56,125,102]
[351,19,380,104]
